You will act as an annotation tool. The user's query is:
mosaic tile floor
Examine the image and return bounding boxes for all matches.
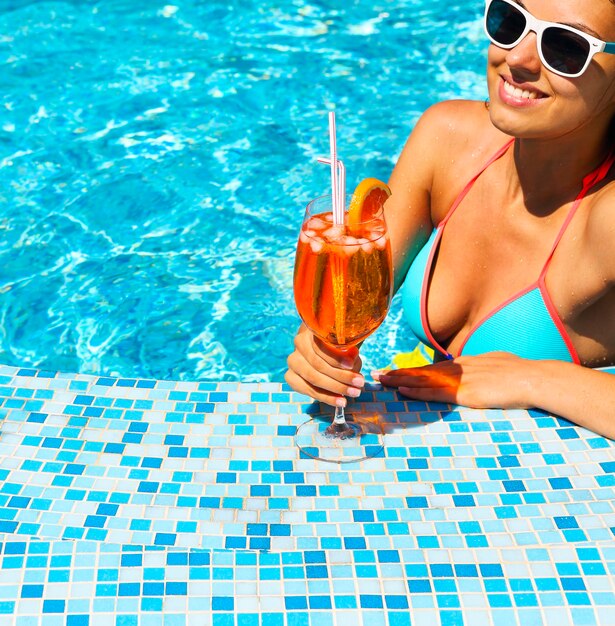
[1,364,614,626]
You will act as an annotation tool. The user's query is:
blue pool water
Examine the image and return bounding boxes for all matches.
[0,0,487,381]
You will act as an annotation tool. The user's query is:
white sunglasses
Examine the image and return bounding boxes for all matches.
[484,0,615,77]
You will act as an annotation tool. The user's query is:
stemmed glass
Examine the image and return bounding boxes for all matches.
[293,193,393,463]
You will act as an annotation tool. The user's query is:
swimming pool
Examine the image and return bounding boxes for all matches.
[0,0,487,381]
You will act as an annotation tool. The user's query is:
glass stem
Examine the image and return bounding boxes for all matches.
[333,405,346,425]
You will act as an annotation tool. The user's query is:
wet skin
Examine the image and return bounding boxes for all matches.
[286,0,615,439]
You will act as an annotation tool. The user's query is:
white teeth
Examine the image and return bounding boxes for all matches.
[503,79,539,100]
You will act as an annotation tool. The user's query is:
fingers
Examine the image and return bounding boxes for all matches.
[285,325,365,406]
[284,368,347,408]
[287,348,364,400]
[294,327,364,384]
[315,337,362,372]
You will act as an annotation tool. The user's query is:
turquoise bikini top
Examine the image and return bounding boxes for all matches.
[402,139,615,363]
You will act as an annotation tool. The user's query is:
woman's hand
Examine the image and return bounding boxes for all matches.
[375,352,537,409]
[285,324,364,407]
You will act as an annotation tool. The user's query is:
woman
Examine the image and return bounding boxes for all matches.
[285,0,615,439]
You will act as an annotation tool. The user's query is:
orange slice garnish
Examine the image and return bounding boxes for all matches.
[347,178,391,229]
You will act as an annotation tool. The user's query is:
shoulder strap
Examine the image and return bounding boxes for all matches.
[440,138,515,227]
[540,150,615,278]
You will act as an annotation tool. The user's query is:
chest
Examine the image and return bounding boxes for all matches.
[423,180,605,359]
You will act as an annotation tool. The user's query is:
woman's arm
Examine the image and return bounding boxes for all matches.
[376,354,615,439]
[285,103,447,406]
[385,105,439,291]
[285,99,506,406]
[530,360,615,439]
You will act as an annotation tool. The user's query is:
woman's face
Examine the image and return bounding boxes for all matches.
[486,0,615,140]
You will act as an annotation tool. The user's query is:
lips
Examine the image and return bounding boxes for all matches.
[503,80,540,99]
[498,76,548,106]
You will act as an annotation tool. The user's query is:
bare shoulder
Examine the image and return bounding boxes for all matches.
[585,181,615,283]
[409,100,509,216]
[413,99,504,154]
[415,99,489,131]
[395,100,507,183]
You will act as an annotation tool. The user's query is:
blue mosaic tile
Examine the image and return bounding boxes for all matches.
[0,365,614,624]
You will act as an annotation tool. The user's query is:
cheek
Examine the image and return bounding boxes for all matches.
[486,48,505,94]
[550,76,582,100]
[584,65,615,109]
[486,44,506,69]
[555,70,615,117]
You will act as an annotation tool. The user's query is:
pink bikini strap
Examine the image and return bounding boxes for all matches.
[439,138,515,227]
[540,149,615,280]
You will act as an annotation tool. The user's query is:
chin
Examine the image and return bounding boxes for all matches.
[486,101,547,139]
[487,105,523,137]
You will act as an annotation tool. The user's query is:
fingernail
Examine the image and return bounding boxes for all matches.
[351,376,364,387]
[342,359,355,369]
[371,370,382,381]
[347,387,361,398]
[335,397,347,408]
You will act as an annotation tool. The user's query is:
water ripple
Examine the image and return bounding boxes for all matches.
[0,0,486,380]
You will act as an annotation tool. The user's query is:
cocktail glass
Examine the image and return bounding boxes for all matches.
[293,193,393,463]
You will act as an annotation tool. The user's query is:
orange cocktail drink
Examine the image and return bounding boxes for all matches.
[294,207,392,350]
[293,110,392,463]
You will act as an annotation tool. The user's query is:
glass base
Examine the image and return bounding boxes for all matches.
[294,412,384,463]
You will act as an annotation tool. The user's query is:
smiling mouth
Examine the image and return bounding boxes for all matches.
[502,77,547,100]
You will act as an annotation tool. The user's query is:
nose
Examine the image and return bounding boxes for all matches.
[504,31,542,75]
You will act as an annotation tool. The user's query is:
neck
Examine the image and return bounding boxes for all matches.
[506,127,613,215]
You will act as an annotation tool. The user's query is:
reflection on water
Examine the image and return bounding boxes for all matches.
[0,0,486,380]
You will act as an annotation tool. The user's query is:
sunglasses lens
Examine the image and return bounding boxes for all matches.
[542,27,590,76]
[486,0,526,46]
